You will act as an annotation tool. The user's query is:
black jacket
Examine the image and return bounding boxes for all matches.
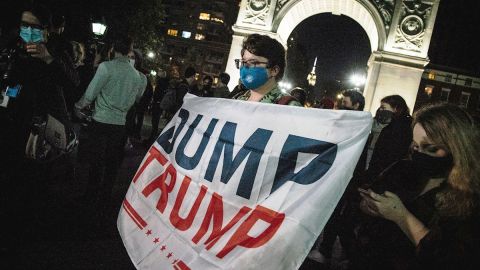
[363,114,413,184]
[0,39,72,168]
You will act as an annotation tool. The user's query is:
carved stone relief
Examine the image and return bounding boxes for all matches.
[393,0,432,52]
[371,0,396,30]
[273,0,396,31]
[242,0,272,26]
[275,0,290,13]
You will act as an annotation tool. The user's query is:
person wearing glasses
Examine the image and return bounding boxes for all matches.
[234,34,301,106]
[0,3,73,165]
[0,2,78,251]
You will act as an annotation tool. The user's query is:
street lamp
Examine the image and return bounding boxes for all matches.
[349,73,366,88]
[278,81,292,93]
[307,57,317,86]
[147,51,155,59]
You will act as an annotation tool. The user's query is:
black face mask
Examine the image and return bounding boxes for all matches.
[411,150,453,178]
[375,109,394,124]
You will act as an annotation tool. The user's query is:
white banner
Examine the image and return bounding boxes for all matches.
[118,94,372,270]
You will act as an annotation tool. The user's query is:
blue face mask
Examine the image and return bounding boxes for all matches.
[240,66,269,90]
[20,26,44,43]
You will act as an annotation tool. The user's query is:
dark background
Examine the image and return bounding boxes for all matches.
[1,0,478,74]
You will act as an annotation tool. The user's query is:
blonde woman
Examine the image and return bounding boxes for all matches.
[358,103,480,269]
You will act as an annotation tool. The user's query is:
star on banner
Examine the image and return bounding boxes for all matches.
[153,238,159,243]
[160,245,166,251]
[146,230,152,236]
[167,252,173,259]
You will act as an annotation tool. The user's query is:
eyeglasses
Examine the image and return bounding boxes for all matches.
[234,59,269,69]
[20,21,44,30]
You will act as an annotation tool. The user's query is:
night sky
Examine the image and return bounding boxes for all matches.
[293,13,371,84]
[1,0,478,76]
[295,0,480,83]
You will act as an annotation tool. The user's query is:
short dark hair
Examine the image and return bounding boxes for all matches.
[241,34,286,80]
[184,66,196,78]
[113,35,133,55]
[342,89,365,111]
[23,3,52,29]
[290,87,306,105]
[219,72,230,85]
[381,95,410,117]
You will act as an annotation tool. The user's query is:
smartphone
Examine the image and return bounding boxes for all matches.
[5,84,22,98]
[358,188,378,200]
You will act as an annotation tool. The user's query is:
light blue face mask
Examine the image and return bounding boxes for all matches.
[20,26,44,43]
[240,66,269,90]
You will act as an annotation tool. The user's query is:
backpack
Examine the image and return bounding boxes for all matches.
[25,114,78,163]
[159,87,177,112]
[160,79,191,112]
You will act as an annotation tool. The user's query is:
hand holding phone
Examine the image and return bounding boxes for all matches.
[25,43,53,64]
[5,85,22,98]
[358,188,378,200]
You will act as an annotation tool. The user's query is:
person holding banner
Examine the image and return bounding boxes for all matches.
[234,34,301,106]
[308,90,366,267]
[356,103,480,270]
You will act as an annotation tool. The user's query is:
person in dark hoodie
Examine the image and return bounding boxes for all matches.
[364,94,413,184]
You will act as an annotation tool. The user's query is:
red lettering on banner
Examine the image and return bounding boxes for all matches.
[142,164,177,213]
[133,149,286,260]
[170,177,208,231]
[173,260,191,270]
[216,205,285,258]
[133,147,168,183]
[192,192,252,250]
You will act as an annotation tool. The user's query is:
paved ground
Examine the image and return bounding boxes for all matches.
[0,114,342,270]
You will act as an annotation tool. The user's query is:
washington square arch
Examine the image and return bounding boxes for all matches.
[224,0,440,112]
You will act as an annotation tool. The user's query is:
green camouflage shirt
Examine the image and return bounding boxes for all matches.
[235,86,302,106]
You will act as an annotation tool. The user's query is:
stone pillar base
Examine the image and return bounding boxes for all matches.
[363,51,429,114]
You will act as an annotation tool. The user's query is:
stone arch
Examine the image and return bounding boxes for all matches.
[226,0,440,112]
[272,0,386,53]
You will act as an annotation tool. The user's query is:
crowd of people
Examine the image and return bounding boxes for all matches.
[1,3,479,270]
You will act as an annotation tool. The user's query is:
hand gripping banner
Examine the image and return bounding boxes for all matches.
[118,94,372,270]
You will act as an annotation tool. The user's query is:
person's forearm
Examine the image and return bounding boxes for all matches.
[395,210,430,246]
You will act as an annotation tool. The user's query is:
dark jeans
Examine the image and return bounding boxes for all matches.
[126,106,144,138]
[316,181,361,260]
[84,121,126,205]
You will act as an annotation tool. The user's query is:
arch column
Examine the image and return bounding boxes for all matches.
[364,51,428,113]
[225,34,245,90]
[224,0,440,110]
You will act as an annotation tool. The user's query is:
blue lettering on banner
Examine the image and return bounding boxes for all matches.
[157,109,337,200]
[271,135,337,193]
[175,115,219,170]
[157,109,190,153]
[205,122,273,199]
